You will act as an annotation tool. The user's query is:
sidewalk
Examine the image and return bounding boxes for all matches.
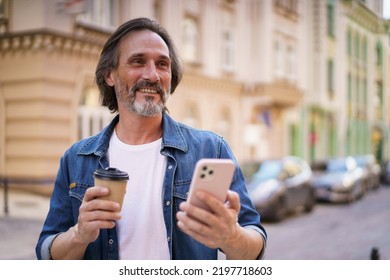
[0,187,50,259]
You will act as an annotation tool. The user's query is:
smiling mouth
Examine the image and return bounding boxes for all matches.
[138,88,159,95]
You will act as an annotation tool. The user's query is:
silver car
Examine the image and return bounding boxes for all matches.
[243,156,316,222]
[354,154,381,191]
[311,156,365,203]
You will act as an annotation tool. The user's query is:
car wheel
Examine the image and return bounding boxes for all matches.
[347,189,355,203]
[272,197,286,222]
[304,190,315,212]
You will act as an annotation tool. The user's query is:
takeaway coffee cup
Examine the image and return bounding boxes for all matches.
[93,167,129,209]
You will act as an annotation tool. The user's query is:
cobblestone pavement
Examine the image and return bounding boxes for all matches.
[1,185,389,260]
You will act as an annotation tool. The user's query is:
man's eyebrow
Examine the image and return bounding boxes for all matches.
[128,53,144,60]
[127,53,171,61]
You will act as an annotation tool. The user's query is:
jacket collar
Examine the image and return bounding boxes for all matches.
[77,112,188,156]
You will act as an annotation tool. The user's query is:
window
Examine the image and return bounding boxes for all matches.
[347,29,352,55]
[327,59,334,95]
[78,86,114,140]
[362,78,367,118]
[217,108,232,143]
[274,40,284,78]
[274,0,298,16]
[376,42,383,65]
[221,9,235,72]
[286,45,296,82]
[221,30,234,71]
[0,0,9,32]
[0,0,6,18]
[77,0,117,29]
[327,0,335,37]
[183,103,200,128]
[347,73,352,118]
[153,0,163,23]
[362,37,367,63]
[182,16,199,63]
[354,33,360,59]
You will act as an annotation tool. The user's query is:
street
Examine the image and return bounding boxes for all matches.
[263,185,390,260]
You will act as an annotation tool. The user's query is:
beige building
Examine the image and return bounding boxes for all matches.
[302,0,389,162]
[0,0,388,188]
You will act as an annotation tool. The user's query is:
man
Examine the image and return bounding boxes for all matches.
[36,17,266,260]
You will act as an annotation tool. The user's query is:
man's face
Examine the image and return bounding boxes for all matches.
[106,30,172,117]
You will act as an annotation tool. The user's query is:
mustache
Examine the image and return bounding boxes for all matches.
[131,80,165,96]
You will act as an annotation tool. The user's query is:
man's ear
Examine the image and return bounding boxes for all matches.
[104,70,115,87]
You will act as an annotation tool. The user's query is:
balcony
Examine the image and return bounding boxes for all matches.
[251,80,304,108]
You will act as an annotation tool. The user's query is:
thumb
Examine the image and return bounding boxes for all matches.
[225,190,241,212]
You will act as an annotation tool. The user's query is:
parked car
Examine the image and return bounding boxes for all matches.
[380,160,390,186]
[310,156,365,203]
[354,154,381,191]
[242,156,316,222]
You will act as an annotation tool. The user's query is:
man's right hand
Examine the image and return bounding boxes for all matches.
[75,186,122,244]
[50,186,121,259]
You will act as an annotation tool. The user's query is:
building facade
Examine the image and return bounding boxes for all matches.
[0,0,389,186]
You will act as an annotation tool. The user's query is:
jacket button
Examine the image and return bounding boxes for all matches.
[166,200,171,206]
[108,239,114,245]
[168,165,173,170]
[167,236,171,242]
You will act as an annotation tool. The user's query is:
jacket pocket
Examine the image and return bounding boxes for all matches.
[69,182,92,202]
[173,179,191,229]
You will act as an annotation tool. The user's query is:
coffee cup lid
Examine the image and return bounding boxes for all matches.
[94,167,129,181]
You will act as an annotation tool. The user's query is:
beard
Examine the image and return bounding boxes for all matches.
[115,79,170,117]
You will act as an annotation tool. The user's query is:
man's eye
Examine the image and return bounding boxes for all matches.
[158,61,170,68]
[131,59,144,65]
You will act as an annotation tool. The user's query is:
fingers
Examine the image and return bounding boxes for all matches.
[82,186,121,212]
[178,201,216,226]
[76,186,122,244]
[225,190,241,212]
[189,190,240,216]
[83,186,109,202]
[79,207,121,223]
[176,210,219,248]
[176,190,241,248]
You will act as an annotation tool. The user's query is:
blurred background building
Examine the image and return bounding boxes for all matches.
[0,0,389,190]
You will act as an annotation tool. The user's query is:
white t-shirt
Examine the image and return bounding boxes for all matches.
[108,131,170,259]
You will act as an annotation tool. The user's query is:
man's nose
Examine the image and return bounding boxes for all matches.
[142,62,160,83]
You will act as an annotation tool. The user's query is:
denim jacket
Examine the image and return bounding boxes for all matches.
[36,112,266,260]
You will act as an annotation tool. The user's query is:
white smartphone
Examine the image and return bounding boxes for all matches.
[187,158,236,212]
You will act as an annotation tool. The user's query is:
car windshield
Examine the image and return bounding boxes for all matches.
[251,160,282,182]
[354,157,365,166]
[241,162,261,181]
[327,159,347,172]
